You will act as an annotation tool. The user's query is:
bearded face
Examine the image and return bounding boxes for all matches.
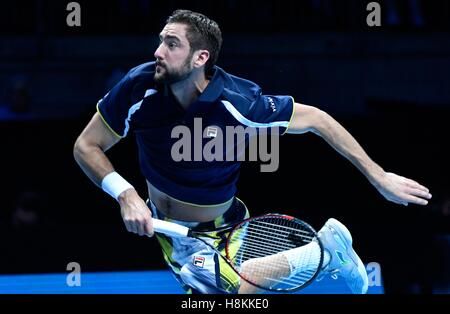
[154,23,195,84]
[154,50,194,84]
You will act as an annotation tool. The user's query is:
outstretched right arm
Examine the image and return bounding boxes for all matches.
[73,112,154,237]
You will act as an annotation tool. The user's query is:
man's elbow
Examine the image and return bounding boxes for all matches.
[73,136,93,162]
[309,107,329,135]
[73,137,84,162]
[296,105,328,135]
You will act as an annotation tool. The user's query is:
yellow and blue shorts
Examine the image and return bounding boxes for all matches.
[149,197,250,294]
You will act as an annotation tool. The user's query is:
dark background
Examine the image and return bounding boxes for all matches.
[0,0,449,294]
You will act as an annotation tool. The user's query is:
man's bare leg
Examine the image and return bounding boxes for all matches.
[237,253,291,294]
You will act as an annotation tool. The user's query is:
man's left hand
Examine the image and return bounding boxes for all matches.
[374,172,432,206]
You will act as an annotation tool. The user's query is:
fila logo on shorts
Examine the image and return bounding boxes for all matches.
[193,256,205,268]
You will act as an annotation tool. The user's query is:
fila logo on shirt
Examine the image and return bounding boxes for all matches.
[193,256,205,268]
[206,126,218,138]
[268,97,277,112]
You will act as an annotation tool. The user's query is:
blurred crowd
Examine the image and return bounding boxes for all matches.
[1,0,450,35]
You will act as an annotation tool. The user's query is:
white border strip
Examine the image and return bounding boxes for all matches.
[123,89,157,137]
[221,100,289,128]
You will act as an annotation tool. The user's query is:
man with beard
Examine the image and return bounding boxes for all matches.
[73,10,432,294]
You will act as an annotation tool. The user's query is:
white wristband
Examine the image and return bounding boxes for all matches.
[101,172,134,201]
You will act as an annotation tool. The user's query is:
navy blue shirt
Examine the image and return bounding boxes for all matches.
[97,62,294,205]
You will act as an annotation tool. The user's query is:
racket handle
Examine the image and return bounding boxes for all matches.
[152,218,190,237]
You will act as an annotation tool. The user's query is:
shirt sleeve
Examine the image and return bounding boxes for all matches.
[247,94,295,135]
[96,72,134,138]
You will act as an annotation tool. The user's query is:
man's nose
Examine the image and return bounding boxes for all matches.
[154,44,164,60]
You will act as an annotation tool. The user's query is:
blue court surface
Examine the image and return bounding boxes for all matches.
[0,269,383,294]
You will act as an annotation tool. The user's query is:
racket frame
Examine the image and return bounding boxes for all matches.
[188,213,325,293]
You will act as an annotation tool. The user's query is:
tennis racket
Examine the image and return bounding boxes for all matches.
[151,213,324,293]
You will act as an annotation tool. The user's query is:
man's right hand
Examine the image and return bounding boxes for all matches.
[118,189,154,237]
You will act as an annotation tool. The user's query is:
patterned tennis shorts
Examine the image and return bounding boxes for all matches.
[149,197,250,294]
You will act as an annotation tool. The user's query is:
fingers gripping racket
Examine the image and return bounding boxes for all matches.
[152,214,324,293]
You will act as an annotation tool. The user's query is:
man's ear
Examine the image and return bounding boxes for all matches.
[193,50,210,68]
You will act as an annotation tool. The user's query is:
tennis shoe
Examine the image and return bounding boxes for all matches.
[317,218,368,294]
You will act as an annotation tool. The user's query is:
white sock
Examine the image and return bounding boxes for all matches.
[281,242,327,276]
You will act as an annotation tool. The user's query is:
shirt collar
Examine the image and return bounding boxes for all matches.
[198,66,224,103]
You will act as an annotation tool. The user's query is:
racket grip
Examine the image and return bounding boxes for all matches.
[152,218,190,237]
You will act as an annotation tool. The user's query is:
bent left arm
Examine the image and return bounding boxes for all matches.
[286,102,432,206]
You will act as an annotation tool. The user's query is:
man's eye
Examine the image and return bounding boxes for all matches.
[168,42,177,48]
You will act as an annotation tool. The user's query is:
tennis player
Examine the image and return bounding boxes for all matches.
[73,10,432,294]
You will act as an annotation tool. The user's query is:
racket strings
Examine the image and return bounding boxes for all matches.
[232,231,305,251]
[235,242,321,283]
[233,221,314,252]
[263,268,318,287]
[244,224,315,241]
[233,217,309,254]
[237,245,321,290]
[251,220,314,236]
[229,217,322,291]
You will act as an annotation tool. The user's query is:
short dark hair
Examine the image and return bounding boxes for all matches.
[166,9,222,74]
